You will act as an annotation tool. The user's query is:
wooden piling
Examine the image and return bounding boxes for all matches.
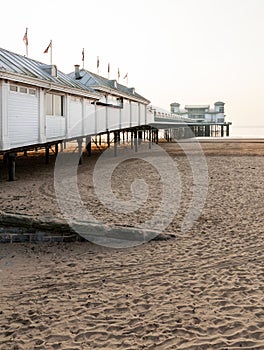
[8,153,16,181]
[131,130,134,149]
[205,125,210,137]
[45,146,49,164]
[86,135,92,157]
[107,131,110,148]
[114,131,118,157]
[226,124,230,137]
[138,130,142,145]
[78,138,83,165]
[134,130,138,152]
[156,129,159,144]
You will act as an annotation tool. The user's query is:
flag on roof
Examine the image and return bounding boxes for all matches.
[108,63,110,73]
[97,56,99,69]
[123,73,128,79]
[82,48,84,62]
[23,28,28,46]
[44,40,52,54]
[118,67,120,80]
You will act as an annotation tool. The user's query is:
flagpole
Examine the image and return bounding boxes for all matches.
[82,48,84,69]
[25,30,28,57]
[50,40,52,65]
[97,56,99,74]
[23,28,28,57]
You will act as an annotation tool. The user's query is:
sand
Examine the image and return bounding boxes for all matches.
[0,139,264,349]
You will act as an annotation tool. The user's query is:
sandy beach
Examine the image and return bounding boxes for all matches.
[0,140,264,349]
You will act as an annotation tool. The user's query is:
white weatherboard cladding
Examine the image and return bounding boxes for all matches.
[96,105,107,134]
[140,104,146,125]
[8,90,39,147]
[131,102,138,127]
[69,97,82,137]
[121,100,130,129]
[108,107,120,131]
[46,116,65,139]
[84,101,96,135]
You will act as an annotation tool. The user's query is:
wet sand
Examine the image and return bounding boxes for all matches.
[0,140,264,349]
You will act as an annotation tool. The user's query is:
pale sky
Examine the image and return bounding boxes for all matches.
[1,0,264,131]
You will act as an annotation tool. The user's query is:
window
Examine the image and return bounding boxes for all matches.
[29,88,36,95]
[46,93,63,116]
[10,85,37,95]
[20,87,27,94]
[219,106,224,113]
[10,85,18,92]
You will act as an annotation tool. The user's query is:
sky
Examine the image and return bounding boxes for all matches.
[1,0,264,132]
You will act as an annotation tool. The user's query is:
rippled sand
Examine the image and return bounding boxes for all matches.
[0,140,264,349]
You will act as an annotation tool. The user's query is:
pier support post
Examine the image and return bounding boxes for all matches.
[78,138,83,165]
[8,153,16,181]
[138,130,142,145]
[107,131,110,148]
[86,135,92,157]
[45,146,49,164]
[122,131,125,144]
[205,125,210,137]
[156,129,159,144]
[55,143,59,156]
[134,130,138,152]
[3,153,8,166]
[131,130,134,149]
[114,131,118,157]
[226,124,230,137]
[221,125,224,137]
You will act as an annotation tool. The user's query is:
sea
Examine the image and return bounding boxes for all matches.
[230,125,264,138]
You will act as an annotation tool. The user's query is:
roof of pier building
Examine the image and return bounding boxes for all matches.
[68,68,150,104]
[184,105,210,110]
[0,47,100,98]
